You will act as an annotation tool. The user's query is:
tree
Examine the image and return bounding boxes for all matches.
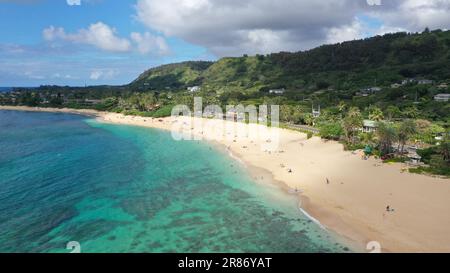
[377,122,398,156]
[337,101,347,119]
[291,106,305,124]
[140,93,157,111]
[438,133,450,164]
[280,105,294,123]
[302,113,314,126]
[397,120,417,154]
[416,121,445,144]
[342,107,363,144]
[386,106,401,121]
[360,132,376,146]
[369,107,384,121]
[403,106,420,119]
[319,122,343,140]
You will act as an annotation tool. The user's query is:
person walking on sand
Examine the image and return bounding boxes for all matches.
[326,178,330,185]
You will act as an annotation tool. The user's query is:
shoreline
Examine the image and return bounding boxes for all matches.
[218,143,365,252]
[2,105,449,253]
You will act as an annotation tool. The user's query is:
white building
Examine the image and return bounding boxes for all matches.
[360,87,382,95]
[418,79,434,85]
[362,120,378,133]
[269,89,285,95]
[434,94,450,102]
[187,86,201,93]
[370,87,382,92]
[402,78,416,85]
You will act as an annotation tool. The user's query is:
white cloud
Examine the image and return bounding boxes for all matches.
[43,22,131,52]
[43,22,170,55]
[134,0,450,57]
[326,19,364,44]
[370,0,450,33]
[90,69,118,80]
[134,0,366,56]
[130,32,170,55]
[66,0,81,6]
[24,71,45,80]
[51,73,78,79]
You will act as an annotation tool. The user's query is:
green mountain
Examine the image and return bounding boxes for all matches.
[131,61,213,91]
[132,29,450,94]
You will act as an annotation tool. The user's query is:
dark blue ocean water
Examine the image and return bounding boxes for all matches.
[0,110,349,253]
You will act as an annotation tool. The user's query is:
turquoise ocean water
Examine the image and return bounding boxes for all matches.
[0,110,350,253]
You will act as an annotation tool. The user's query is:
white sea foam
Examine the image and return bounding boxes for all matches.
[227,149,245,165]
[298,202,326,230]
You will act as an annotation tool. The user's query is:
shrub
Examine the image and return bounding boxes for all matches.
[150,105,174,118]
[319,122,343,140]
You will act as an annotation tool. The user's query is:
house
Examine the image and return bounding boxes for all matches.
[391,83,402,89]
[356,91,370,97]
[84,99,102,105]
[408,152,422,165]
[434,94,450,102]
[437,83,448,89]
[187,86,201,93]
[359,87,382,95]
[418,79,434,85]
[362,120,378,133]
[435,133,447,145]
[269,88,285,95]
[402,78,416,85]
[369,87,382,92]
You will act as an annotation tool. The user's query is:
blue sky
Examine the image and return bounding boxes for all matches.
[0,0,213,86]
[0,0,449,86]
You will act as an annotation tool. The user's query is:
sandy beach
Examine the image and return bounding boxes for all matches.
[2,105,450,253]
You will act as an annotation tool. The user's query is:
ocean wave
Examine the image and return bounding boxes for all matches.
[298,201,326,230]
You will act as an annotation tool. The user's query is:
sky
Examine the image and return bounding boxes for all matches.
[0,0,449,87]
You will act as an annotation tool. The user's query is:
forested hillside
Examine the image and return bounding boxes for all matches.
[132,29,450,95]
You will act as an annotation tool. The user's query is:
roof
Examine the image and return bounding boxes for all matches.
[363,120,378,128]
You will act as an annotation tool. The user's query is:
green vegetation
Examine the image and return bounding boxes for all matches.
[319,122,343,140]
[414,139,450,176]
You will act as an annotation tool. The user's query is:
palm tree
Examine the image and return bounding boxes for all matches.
[369,107,384,122]
[403,106,419,119]
[397,120,417,155]
[338,101,347,119]
[386,106,401,121]
[343,107,363,144]
[377,122,398,156]
[303,113,314,126]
